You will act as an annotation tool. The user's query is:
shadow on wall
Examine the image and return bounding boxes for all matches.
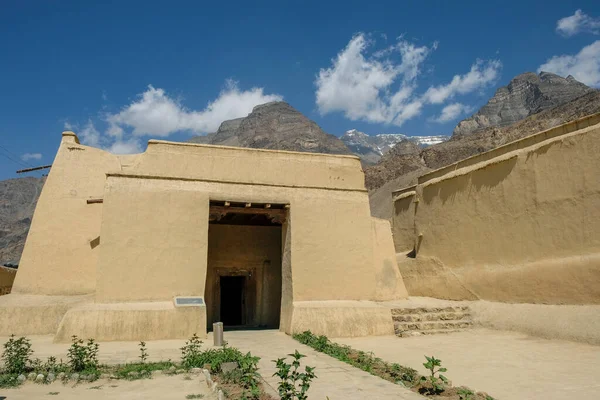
[422,156,518,206]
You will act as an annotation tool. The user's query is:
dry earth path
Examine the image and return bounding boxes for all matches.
[335,328,600,400]
[0,373,215,400]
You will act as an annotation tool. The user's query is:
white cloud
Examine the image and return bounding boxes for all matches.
[21,153,42,161]
[430,103,474,123]
[315,33,433,126]
[66,81,282,154]
[422,60,502,104]
[556,10,600,37]
[107,80,282,138]
[315,33,500,126]
[538,40,600,87]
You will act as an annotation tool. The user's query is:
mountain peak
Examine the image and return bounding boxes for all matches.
[453,71,593,136]
[188,102,350,155]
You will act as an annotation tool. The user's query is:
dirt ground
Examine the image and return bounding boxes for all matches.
[0,374,216,400]
[335,328,600,400]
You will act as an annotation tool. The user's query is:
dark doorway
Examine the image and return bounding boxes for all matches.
[220,276,246,326]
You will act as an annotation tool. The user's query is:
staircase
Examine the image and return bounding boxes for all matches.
[392,306,473,337]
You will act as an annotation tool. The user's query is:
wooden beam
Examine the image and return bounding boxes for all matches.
[86,198,103,204]
[16,164,52,174]
[209,206,286,217]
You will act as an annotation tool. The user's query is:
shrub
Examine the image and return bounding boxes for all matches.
[1,335,33,375]
[222,352,262,399]
[273,350,316,400]
[180,333,203,369]
[181,334,246,372]
[420,355,448,395]
[389,362,418,386]
[67,336,99,373]
[0,374,20,388]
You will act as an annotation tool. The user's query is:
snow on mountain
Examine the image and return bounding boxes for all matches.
[340,129,448,164]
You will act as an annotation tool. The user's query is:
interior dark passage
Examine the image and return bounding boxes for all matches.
[220,276,246,326]
[205,201,285,331]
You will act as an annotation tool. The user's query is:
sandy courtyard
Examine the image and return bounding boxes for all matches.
[335,328,600,400]
[2,329,600,399]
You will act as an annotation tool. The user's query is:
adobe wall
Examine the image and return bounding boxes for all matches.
[393,115,600,304]
[88,140,407,338]
[12,133,131,295]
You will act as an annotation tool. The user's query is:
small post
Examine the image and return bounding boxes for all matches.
[213,322,224,346]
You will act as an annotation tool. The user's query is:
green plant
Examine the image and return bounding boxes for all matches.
[67,336,99,373]
[180,333,203,369]
[48,392,60,396]
[458,387,474,399]
[420,355,448,395]
[1,335,34,375]
[139,341,148,363]
[273,350,316,400]
[0,374,20,388]
[181,336,246,372]
[222,351,262,399]
[389,362,418,386]
[113,360,174,380]
[185,394,204,399]
[34,356,69,375]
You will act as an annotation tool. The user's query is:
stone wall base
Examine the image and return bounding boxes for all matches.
[286,300,394,337]
[54,301,207,342]
[0,294,91,336]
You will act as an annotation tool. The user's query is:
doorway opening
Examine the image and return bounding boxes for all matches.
[205,201,286,331]
[220,276,246,326]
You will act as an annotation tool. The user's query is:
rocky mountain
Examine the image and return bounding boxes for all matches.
[189,101,351,155]
[368,89,600,219]
[453,72,593,136]
[340,130,448,164]
[0,176,45,265]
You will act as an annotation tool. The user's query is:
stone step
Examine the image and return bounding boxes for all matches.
[394,319,473,334]
[398,329,465,338]
[392,312,471,323]
[391,306,470,315]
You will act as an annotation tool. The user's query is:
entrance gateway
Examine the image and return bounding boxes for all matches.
[206,200,285,330]
[0,132,409,341]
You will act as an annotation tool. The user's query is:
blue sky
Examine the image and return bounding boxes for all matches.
[1,0,599,180]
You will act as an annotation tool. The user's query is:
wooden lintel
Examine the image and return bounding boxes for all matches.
[86,198,103,204]
[209,206,286,217]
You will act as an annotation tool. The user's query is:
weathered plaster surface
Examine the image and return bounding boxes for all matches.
[393,114,600,304]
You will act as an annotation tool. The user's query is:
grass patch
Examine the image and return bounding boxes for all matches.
[112,360,175,380]
[293,330,496,400]
[47,392,60,396]
[185,395,204,399]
